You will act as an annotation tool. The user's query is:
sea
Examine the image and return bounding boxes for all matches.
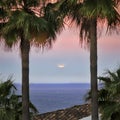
[15,83,90,114]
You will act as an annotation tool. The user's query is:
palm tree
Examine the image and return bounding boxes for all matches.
[59,0,120,119]
[0,1,7,31]
[0,0,64,120]
[86,67,120,120]
[0,76,38,120]
[0,77,18,120]
[98,67,120,120]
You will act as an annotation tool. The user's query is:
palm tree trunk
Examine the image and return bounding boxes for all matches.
[21,37,30,120]
[90,18,99,120]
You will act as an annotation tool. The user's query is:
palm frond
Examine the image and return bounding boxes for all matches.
[0,77,16,98]
[86,67,120,120]
[108,70,119,82]
[84,90,91,102]
[116,68,120,79]
[100,103,120,120]
[98,76,111,83]
[110,82,120,96]
[62,0,120,48]
[0,76,38,120]
[98,89,110,101]
[0,107,15,120]
[23,0,40,7]
[0,7,8,19]
[44,2,64,33]
[29,101,38,114]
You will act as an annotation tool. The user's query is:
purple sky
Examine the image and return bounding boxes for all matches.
[0,26,120,83]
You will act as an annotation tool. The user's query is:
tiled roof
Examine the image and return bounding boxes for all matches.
[33,104,91,120]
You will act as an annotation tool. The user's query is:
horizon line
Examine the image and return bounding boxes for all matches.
[14,82,90,84]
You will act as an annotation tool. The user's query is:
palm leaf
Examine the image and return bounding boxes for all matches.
[2,5,63,49]
[23,0,40,7]
[108,70,119,81]
[100,102,120,120]
[29,102,38,114]
[0,77,38,120]
[86,67,120,119]
[98,76,111,82]
[116,68,120,79]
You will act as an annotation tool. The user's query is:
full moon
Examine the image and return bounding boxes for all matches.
[57,64,65,68]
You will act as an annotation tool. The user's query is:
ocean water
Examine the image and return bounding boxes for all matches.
[15,83,90,114]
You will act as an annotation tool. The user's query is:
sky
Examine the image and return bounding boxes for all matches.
[0,25,120,83]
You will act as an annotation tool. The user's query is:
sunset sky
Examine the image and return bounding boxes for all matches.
[0,25,120,83]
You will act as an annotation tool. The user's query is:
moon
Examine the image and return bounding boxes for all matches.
[57,64,65,68]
